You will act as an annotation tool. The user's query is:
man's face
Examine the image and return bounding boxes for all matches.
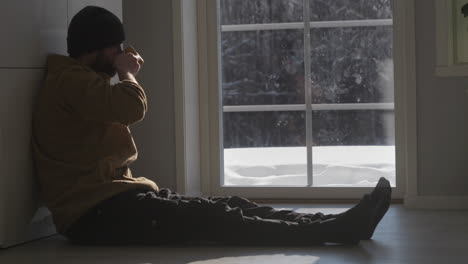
[90,44,123,77]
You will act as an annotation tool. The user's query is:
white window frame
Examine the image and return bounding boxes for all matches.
[173,0,417,200]
[435,0,468,77]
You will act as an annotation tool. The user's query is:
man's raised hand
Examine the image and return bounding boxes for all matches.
[114,52,141,77]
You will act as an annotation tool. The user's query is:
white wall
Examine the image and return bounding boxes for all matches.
[122,0,177,190]
[0,0,123,248]
[415,0,468,196]
[0,0,66,248]
[0,1,67,67]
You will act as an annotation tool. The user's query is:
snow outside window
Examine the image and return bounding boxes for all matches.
[219,0,395,187]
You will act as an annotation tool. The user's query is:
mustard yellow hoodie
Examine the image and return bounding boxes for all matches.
[32,54,159,234]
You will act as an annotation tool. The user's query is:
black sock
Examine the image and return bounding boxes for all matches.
[361,177,392,240]
[318,194,377,244]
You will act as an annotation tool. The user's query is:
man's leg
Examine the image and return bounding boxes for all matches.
[64,178,390,245]
[146,189,374,245]
[65,188,361,245]
[132,189,321,244]
[143,187,391,245]
[136,178,391,244]
[206,177,392,240]
[64,189,170,245]
[205,195,339,224]
[154,187,343,229]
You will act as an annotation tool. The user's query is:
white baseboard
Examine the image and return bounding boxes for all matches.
[404,195,468,210]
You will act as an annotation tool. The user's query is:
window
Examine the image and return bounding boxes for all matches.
[185,0,414,199]
[220,0,395,188]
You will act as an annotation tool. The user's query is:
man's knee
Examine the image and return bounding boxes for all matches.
[229,196,257,208]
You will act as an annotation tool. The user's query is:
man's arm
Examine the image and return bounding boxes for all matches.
[118,71,138,84]
[61,53,147,126]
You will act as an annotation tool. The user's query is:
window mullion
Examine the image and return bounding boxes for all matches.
[303,0,313,187]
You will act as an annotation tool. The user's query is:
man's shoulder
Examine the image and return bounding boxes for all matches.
[46,54,91,76]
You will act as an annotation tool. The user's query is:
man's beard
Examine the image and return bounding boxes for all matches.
[91,52,116,77]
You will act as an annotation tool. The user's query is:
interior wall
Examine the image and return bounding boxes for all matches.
[0,0,126,248]
[415,0,468,195]
[122,0,177,190]
[0,0,69,248]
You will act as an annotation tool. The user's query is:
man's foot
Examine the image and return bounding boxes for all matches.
[301,177,391,243]
[319,194,378,245]
[361,177,392,240]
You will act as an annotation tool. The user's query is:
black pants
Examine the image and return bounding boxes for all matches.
[65,188,352,246]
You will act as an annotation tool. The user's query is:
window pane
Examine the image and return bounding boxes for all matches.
[311,110,394,146]
[310,26,393,104]
[221,0,303,25]
[224,147,308,186]
[222,30,304,105]
[223,111,305,148]
[311,110,396,187]
[312,145,395,187]
[223,111,307,186]
[309,0,393,21]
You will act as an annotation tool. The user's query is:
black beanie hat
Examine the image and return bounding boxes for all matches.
[67,6,125,58]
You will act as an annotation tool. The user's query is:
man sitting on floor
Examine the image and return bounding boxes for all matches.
[32,6,392,246]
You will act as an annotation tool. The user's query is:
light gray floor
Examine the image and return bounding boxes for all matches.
[1,204,468,264]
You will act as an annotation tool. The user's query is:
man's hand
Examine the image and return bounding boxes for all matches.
[114,53,142,80]
[124,46,144,65]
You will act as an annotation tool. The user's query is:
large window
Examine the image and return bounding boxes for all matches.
[219,0,395,187]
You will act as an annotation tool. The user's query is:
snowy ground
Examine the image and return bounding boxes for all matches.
[224,146,395,187]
